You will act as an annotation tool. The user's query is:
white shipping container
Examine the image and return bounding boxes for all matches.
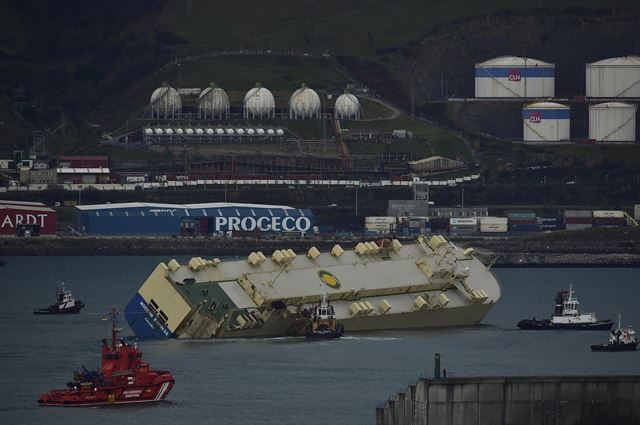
[480,216,508,225]
[480,224,508,233]
[364,216,396,224]
[592,210,624,218]
[565,223,593,231]
[450,218,478,225]
[365,223,392,231]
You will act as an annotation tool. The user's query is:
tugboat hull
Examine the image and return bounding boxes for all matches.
[591,342,638,352]
[518,319,614,330]
[33,301,85,315]
[38,377,174,406]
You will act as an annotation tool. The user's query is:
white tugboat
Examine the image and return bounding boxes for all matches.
[34,284,85,315]
[591,314,638,352]
[518,284,613,330]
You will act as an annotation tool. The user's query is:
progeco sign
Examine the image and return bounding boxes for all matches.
[214,216,311,233]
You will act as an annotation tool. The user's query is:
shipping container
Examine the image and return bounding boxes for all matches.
[537,216,563,223]
[364,216,396,224]
[509,223,540,232]
[507,210,536,220]
[480,224,508,233]
[480,217,508,225]
[592,217,625,225]
[429,218,449,231]
[592,210,624,218]
[450,217,478,226]
[593,223,625,228]
[564,210,592,218]
[565,223,593,231]
[509,218,537,225]
[539,223,564,231]
[565,217,593,225]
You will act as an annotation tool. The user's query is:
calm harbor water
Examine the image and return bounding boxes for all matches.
[1,257,639,425]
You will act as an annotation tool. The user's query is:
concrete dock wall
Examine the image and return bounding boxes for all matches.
[375,375,640,425]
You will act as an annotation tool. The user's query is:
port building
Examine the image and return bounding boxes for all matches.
[74,202,314,236]
[475,56,555,98]
[0,200,57,236]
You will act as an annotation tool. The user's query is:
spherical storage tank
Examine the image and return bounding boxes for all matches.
[522,102,570,142]
[475,56,554,98]
[586,56,640,98]
[150,82,182,119]
[243,82,275,119]
[289,83,321,119]
[334,92,361,119]
[198,83,230,119]
[589,102,637,142]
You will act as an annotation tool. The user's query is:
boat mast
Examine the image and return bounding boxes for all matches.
[109,306,119,349]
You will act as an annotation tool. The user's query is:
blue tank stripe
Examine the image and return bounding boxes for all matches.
[124,293,173,339]
[522,109,570,119]
[475,67,554,78]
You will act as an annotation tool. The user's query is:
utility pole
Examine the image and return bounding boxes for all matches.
[355,185,359,216]
[461,184,464,209]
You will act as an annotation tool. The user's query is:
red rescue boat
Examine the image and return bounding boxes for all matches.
[38,307,174,406]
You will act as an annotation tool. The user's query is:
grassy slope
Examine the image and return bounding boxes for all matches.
[155,0,636,56]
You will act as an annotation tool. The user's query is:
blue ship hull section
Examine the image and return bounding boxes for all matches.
[125,293,174,339]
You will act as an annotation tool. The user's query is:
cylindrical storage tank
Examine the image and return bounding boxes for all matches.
[267,129,275,136]
[475,56,555,98]
[150,82,182,119]
[256,128,265,135]
[226,128,234,135]
[195,128,204,135]
[522,102,570,142]
[185,128,194,135]
[216,128,224,135]
[165,128,174,135]
[289,83,321,119]
[247,128,255,135]
[198,82,230,119]
[154,128,163,135]
[334,92,361,119]
[144,128,153,135]
[586,56,640,98]
[276,129,284,136]
[176,128,184,135]
[243,82,275,119]
[236,128,245,135]
[206,128,214,135]
[588,102,637,142]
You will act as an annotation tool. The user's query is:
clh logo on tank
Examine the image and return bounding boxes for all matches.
[529,112,541,123]
[507,69,522,81]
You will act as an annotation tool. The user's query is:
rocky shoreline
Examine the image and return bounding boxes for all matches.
[1,228,639,266]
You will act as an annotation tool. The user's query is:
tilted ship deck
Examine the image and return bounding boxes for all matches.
[125,235,501,339]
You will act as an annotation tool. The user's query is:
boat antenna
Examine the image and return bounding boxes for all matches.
[618,313,621,329]
[109,306,119,349]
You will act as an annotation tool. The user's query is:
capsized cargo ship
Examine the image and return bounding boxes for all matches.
[125,235,501,339]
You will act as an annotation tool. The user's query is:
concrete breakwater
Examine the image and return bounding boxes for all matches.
[1,229,639,266]
[376,375,640,425]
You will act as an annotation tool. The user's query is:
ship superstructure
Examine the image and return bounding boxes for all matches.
[125,235,501,339]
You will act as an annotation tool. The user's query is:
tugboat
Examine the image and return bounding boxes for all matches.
[38,307,174,406]
[33,284,84,314]
[591,315,638,352]
[518,285,613,330]
[305,294,344,339]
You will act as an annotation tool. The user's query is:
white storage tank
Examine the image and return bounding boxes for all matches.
[198,82,230,119]
[243,82,275,119]
[175,128,184,135]
[165,128,174,135]
[195,128,204,135]
[289,83,321,119]
[154,128,163,135]
[216,128,224,135]
[144,128,153,135]
[589,102,637,142]
[206,128,214,135]
[267,129,275,136]
[185,128,194,135]
[522,102,570,142]
[334,92,361,119]
[586,56,640,98]
[256,128,265,135]
[150,82,182,119]
[276,129,284,136]
[247,128,255,135]
[226,128,234,135]
[236,128,245,135]
[475,56,555,98]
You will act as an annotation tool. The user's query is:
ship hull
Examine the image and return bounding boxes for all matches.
[518,319,614,330]
[33,302,84,315]
[38,379,174,406]
[591,342,638,352]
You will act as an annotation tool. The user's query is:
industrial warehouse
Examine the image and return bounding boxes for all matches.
[0,200,57,236]
[74,202,314,236]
